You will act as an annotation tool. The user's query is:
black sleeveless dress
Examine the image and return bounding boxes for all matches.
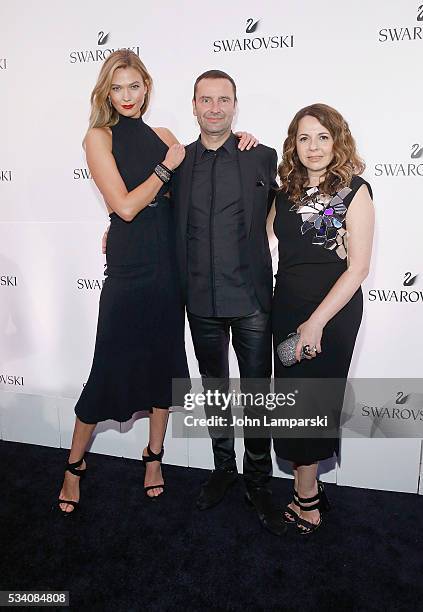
[272,175,372,464]
[75,114,189,424]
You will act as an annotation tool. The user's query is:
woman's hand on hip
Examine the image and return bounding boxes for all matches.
[296,319,323,361]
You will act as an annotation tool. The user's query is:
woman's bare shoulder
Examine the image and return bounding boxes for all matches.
[84,126,112,150]
[152,127,179,147]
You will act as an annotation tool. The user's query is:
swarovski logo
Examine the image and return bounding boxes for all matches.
[73,168,92,180]
[213,17,294,53]
[98,31,109,45]
[0,59,7,69]
[362,404,423,421]
[69,31,140,63]
[361,392,423,426]
[378,4,423,41]
[0,275,17,286]
[0,170,12,181]
[374,144,423,176]
[0,375,24,386]
[368,272,422,303]
[77,278,105,290]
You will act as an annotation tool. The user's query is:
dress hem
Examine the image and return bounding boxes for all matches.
[75,404,172,425]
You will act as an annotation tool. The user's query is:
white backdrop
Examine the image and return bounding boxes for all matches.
[1,0,422,493]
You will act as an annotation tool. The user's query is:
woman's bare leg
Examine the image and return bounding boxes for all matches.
[284,463,301,520]
[142,408,169,498]
[296,463,320,528]
[58,417,96,513]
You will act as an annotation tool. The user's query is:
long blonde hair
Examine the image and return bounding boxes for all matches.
[88,50,153,129]
[278,103,365,204]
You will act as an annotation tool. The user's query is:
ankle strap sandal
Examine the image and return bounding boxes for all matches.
[296,481,330,535]
[141,444,164,464]
[57,456,87,516]
[283,487,300,524]
[141,444,165,500]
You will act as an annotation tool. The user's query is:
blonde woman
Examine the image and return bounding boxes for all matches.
[272,104,374,534]
[56,49,190,514]
[57,50,257,514]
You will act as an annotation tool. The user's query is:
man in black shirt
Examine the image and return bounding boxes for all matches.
[174,70,285,536]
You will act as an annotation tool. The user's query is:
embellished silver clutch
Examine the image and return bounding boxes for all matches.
[276,333,304,367]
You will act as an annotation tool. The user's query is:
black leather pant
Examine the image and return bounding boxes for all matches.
[188,309,272,488]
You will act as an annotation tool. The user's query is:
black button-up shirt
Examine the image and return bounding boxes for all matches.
[187,133,258,317]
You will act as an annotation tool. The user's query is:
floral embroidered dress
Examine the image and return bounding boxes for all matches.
[272,175,372,464]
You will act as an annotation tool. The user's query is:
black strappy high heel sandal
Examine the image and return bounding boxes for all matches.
[283,487,300,524]
[296,480,331,535]
[141,444,165,500]
[57,456,87,516]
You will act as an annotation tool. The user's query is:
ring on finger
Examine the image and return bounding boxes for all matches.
[303,345,317,357]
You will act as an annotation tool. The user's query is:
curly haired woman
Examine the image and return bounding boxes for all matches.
[271,104,374,534]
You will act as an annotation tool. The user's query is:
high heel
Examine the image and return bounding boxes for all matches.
[318,480,331,512]
[141,444,165,501]
[296,480,330,535]
[283,487,300,524]
[57,456,87,516]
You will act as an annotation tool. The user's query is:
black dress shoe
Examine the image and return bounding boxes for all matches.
[196,469,238,510]
[245,487,287,536]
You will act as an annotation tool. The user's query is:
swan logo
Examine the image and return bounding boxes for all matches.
[0,59,6,70]
[411,143,423,159]
[374,144,423,176]
[213,17,294,53]
[246,18,259,33]
[97,31,109,45]
[403,272,418,287]
[0,170,12,181]
[396,392,410,405]
[69,31,140,64]
[378,4,423,42]
[368,272,422,303]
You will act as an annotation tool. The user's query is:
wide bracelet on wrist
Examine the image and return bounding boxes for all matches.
[154,163,173,183]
